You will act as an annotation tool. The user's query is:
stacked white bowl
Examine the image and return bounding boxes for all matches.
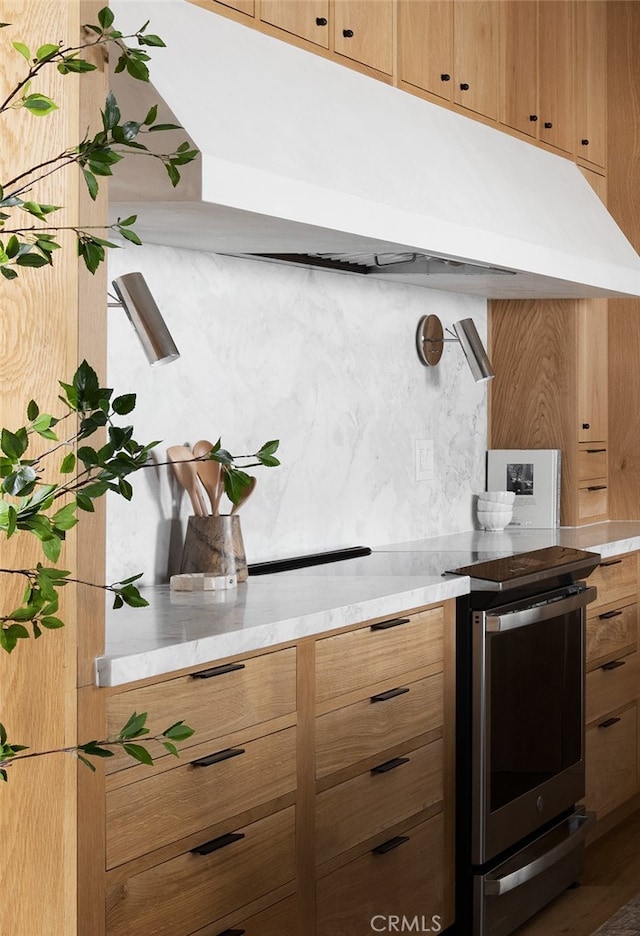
[477,491,516,530]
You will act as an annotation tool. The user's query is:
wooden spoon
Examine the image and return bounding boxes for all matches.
[230,476,256,515]
[192,439,223,516]
[167,445,208,517]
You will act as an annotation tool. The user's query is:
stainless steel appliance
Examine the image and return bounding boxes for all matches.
[450,546,600,936]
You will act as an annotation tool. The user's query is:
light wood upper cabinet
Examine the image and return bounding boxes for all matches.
[334,0,394,75]
[574,0,607,168]
[538,0,573,152]
[399,1,499,120]
[500,0,538,138]
[260,0,330,48]
[577,299,608,444]
[219,0,255,15]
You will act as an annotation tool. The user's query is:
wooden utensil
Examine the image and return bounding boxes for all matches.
[167,445,208,517]
[192,439,223,516]
[230,475,256,515]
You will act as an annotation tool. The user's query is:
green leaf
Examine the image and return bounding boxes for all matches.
[122,743,154,766]
[36,43,60,61]
[75,754,96,772]
[102,91,121,131]
[1,268,18,281]
[125,56,150,82]
[143,104,158,125]
[40,616,64,630]
[118,711,149,740]
[0,623,30,653]
[138,34,165,47]
[162,721,195,742]
[12,41,30,61]
[52,503,78,531]
[41,536,62,563]
[117,215,137,227]
[22,93,58,116]
[121,120,141,141]
[26,399,39,421]
[161,741,179,757]
[58,58,96,75]
[97,6,114,29]
[1,426,28,459]
[148,123,183,132]
[117,478,133,501]
[60,452,76,474]
[75,492,95,513]
[118,227,142,246]
[112,393,136,415]
[81,169,99,201]
[15,253,49,268]
[78,740,114,759]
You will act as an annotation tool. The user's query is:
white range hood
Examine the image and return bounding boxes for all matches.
[110,0,640,299]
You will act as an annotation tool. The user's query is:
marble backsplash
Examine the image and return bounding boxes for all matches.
[107,244,488,585]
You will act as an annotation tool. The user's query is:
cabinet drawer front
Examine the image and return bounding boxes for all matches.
[316,813,446,936]
[586,652,639,724]
[316,739,443,865]
[585,704,638,819]
[105,648,296,773]
[577,445,607,482]
[588,555,638,610]
[106,727,297,868]
[316,674,443,778]
[316,607,444,705]
[586,602,637,664]
[578,483,608,522]
[106,806,296,936]
[227,894,300,935]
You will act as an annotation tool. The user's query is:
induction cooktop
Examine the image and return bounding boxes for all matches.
[448,545,601,590]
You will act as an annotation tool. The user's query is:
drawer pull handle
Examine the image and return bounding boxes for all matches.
[192,747,246,768]
[600,559,622,567]
[587,485,607,491]
[601,660,626,671]
[191,662,246,679]
[217,930,246,936]
[370,686,410,703]
[599,610,623,620]
[371,756,411,775]
[191,832,245,855]
[598,716,621,729]
[372,834,410,855]
[370,616,411,632]
[586,448,606,453]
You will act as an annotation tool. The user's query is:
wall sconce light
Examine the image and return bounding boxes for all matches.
[109,272,180,366]
[416,314,494,383]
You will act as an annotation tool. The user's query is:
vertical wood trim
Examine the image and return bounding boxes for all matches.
[442,599,456,929]
[296,639,316,931]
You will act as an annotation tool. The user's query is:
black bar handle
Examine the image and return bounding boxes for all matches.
[601,660,626,671]
[191,662,245,680]
[191,747,246,768]
[598,716,621,729]
[587,485,607,491]
[370,617,411,632]
[371,756,410,775]
[370,686,410,703]
[217,930,246,936]
[601,559,622,567]
[586,448,606,453]
[599,610,623,620]
[372,835,410,855]
[191,832,245,855]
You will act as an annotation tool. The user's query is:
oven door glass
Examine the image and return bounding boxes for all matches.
[488,605,583,813]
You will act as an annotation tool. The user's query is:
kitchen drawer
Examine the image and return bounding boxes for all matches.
[316,739,443,865]
[105,647,296,774]
[585,703,638,819]
[586,651,639,724]
[106,726,297,868]
[215,894,300,936]
[316,813,446,936]
[587,554,638,611]
[106,806,296,936]
[577,443,607,482]
[578,481,608,523]
[316,606,444,705]
[316,673,443,779]
[586,602,637,665]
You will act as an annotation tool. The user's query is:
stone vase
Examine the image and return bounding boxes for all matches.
[180,514,247,581]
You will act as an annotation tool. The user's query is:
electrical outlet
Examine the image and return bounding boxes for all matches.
[415,439,435,481]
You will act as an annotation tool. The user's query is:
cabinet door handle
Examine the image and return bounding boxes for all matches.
[544,121,553,128]
[582,422,591,429]
[581,138,590,145]
[372,834,410,855]
[370,616,410,632]
[599,610,623,620]
[191,832,245,855]
[371,756,411,775]
[191,662,245,679]
[191,747,245,768]
[315,16,327,26]
[459,82,470,90]
[440,73,451,81]
[598,716,621,729]
[601,659,626,671]
[587,485,607,491]
[601,559,622,567]
[370,686,410,703]
[342,28,354,37]
[217,930,246,936]
[529,114,538,122]
[586,448,606,453]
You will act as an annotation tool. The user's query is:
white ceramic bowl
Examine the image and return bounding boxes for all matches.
[479,490,516,505]
[477,499,514,512]
[477,508,513,531]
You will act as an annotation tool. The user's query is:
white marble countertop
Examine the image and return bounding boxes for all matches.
[98,521,640,687]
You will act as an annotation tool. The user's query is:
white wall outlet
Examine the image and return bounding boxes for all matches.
[415,439,435,481]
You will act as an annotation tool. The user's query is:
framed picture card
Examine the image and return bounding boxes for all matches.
[486,449,561,528]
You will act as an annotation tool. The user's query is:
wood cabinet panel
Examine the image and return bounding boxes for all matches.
[587,602,637,665]
[105,648,297,773]
[578,483,608,523]
[453,1,500,118]
[316,813,447,936]
[316,606,443,705]
[577,444,608,483]
[578,299,608,443]
[586,651,639,724]
[398,0,453,102]
[574,0,607,168]
[316,739,443,865]
[106,806,296,936]
[500,0,538,137]
[226,894,301,935]
[333,0,394,75]
[106,726,297,868]
[260,0,329,47]
[316,674,443,778]
[538,0,573,152]
[585,703,638,819]
[587,555,638,611]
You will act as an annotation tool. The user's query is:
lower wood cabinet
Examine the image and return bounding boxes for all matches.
[585,703,638,819]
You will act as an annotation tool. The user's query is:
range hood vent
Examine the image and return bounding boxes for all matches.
[110,1,640,301]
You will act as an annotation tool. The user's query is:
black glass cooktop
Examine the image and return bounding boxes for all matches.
[449,545,601,588]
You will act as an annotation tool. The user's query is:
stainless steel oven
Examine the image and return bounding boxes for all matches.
[451,546,600,936]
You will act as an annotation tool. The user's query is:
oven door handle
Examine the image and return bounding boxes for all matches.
[485,586,597,633]
[484,809,594,897]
